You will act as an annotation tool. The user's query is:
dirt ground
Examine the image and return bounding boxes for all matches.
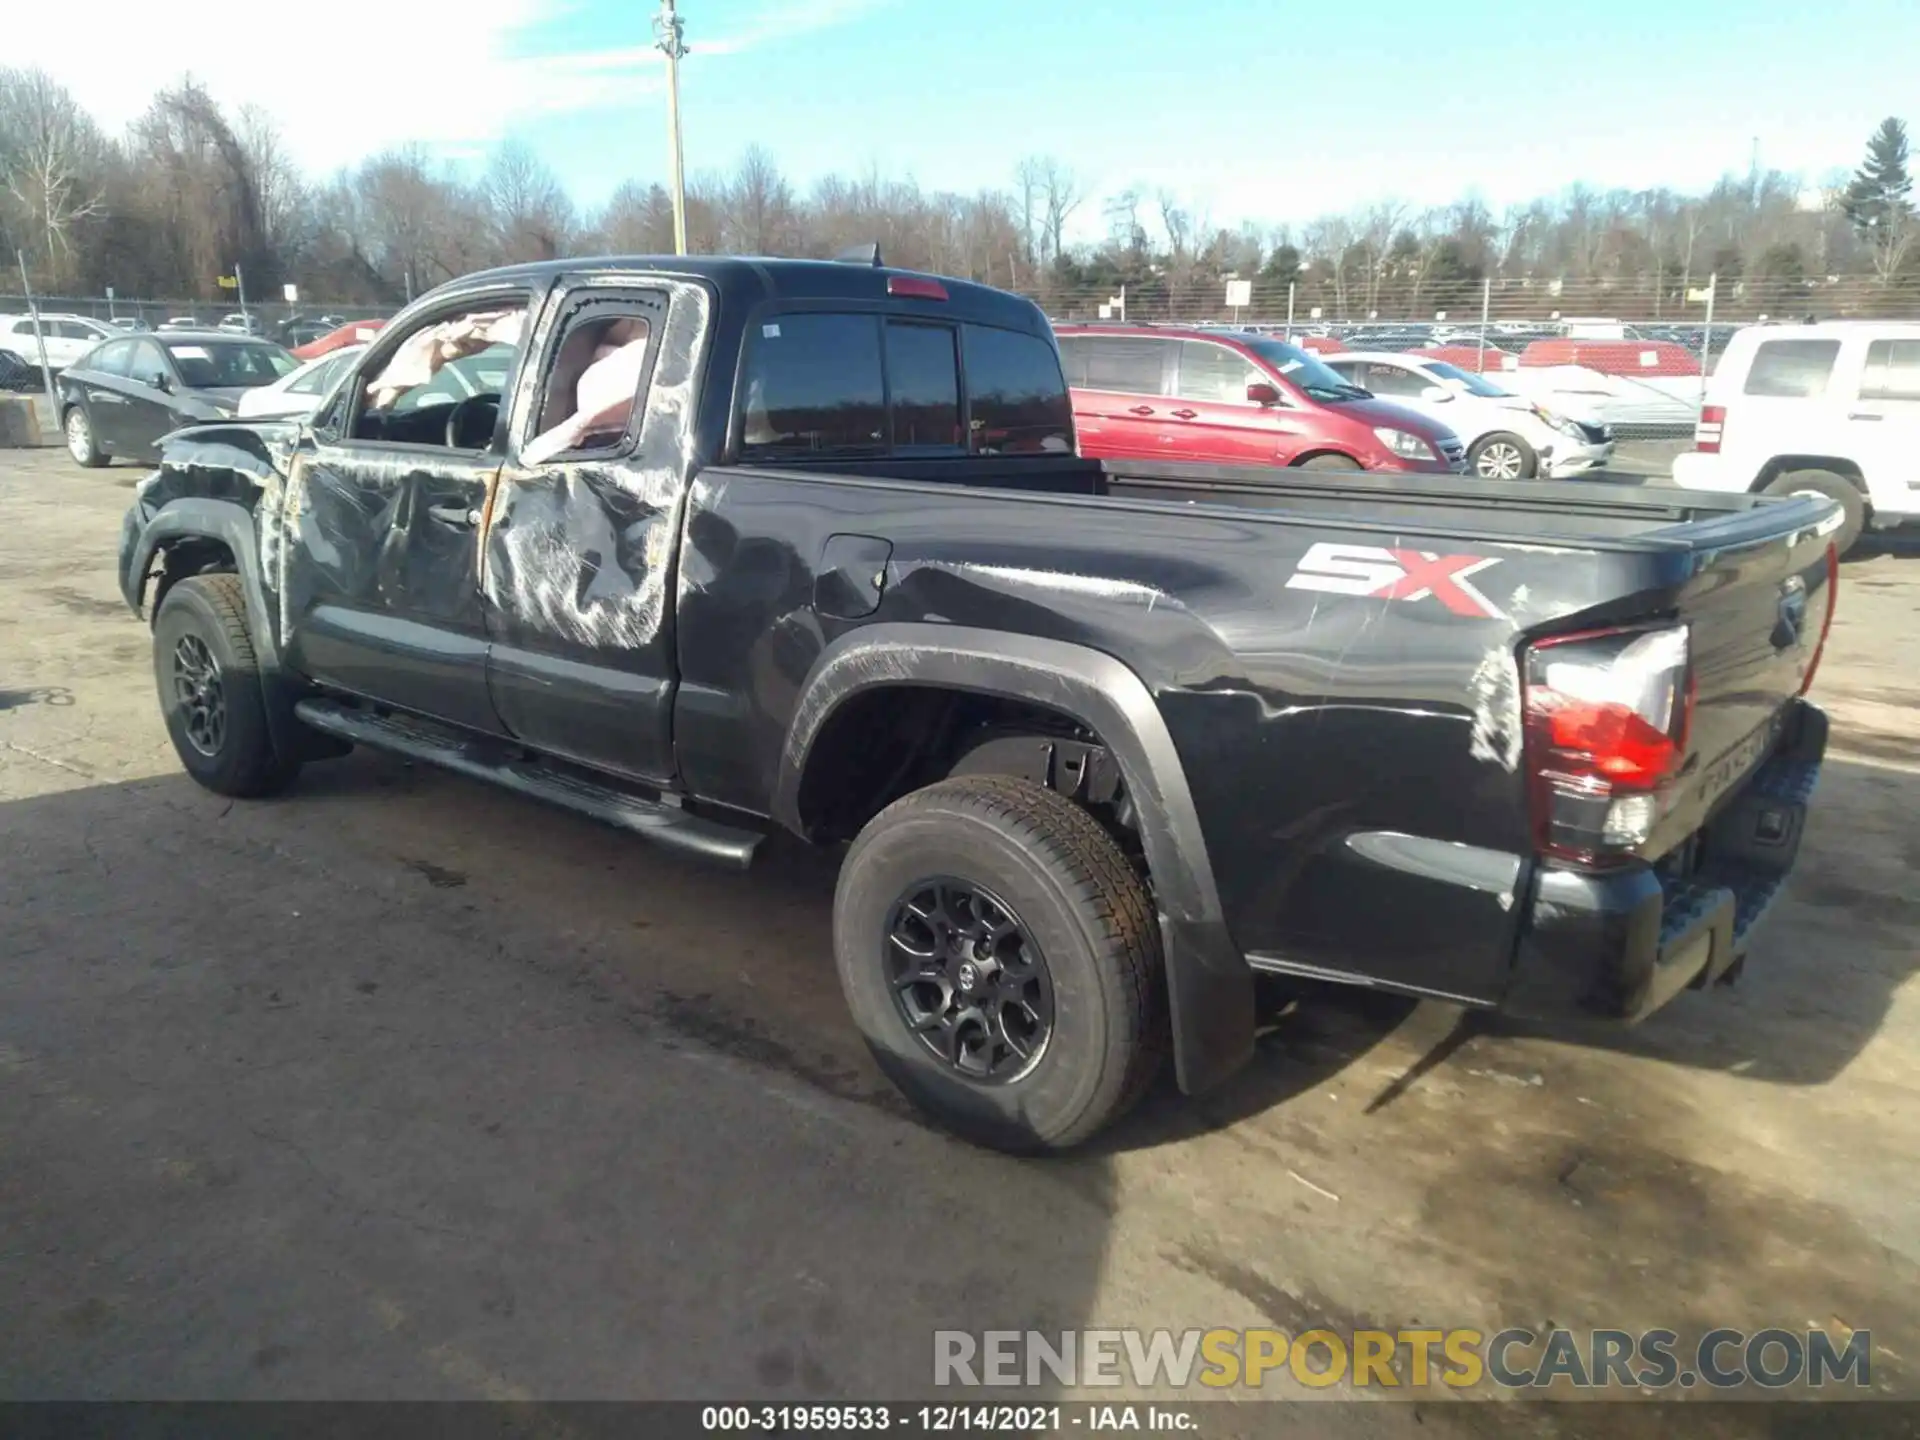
[2,446,1917,1432]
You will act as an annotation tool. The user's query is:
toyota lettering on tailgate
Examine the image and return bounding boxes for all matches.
[1285,542,1505,620]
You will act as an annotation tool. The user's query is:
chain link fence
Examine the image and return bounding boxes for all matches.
[8,270,1919,440]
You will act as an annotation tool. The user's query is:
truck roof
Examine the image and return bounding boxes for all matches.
[434,255,1054,338]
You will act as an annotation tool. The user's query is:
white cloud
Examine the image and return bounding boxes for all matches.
[5,0,883,176]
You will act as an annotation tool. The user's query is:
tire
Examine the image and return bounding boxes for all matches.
[152,573,301,797]
[64,405,107,468]
[1469,431,1536,480]
[1298,453,1360,471]
[833,775,1167,1152]
[1764,469,1865,557]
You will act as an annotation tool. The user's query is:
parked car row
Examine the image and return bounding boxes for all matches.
[1052,323,1612,479]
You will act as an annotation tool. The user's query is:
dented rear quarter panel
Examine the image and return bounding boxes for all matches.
[673,467,1703,1003]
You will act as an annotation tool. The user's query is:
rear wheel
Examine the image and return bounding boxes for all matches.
[1297,453,1360,471]
[1470,431,1536,480]
[1764,469,1865,557]
[152,574,300,797]
[833,775,1166,1152]
[64,406,106,467]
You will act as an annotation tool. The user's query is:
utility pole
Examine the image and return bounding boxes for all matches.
[654,0,690,255]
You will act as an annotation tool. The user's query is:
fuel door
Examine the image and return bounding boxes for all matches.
[815,533,894,620]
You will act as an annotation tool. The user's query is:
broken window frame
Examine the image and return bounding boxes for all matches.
[512,287,670,468]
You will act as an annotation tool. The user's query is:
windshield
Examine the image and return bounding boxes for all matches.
[1242,338,1370,401]
[1425,360,1510,398]
[391,342,516,412]
[163,340,298,388]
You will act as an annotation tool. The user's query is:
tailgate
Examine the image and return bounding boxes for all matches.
[1651,498,1838,855]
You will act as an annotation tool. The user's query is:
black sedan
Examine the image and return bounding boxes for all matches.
[58,332,298,466]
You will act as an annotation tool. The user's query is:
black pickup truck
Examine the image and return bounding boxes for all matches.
[118,256,1838,1151]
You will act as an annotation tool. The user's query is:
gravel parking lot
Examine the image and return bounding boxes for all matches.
[3,446,1917,1428]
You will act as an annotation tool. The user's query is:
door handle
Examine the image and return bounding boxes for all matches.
[427,503,481,527]
[1171,408,1198,419]
[1848,412,1883,421]
[1128,405,1155,416]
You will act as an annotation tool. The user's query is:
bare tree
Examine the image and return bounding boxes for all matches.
[0,68,107,285]
[235,105,302,260]
[593,180,678,254]
[1025,156,1082,270]
[1014,158,1044,273]
[485,141,575,262]
[722,145,797,255]
[1357,200,1408,313]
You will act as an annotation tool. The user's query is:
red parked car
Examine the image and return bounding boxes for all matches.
[1054,325,1466,472]
[291,319,386,362]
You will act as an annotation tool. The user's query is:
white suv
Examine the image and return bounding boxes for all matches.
[1324,351,1614,479]
[1671,321,1920,554]
[0,313,122,373]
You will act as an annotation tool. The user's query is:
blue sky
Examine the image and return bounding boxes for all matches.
[15,0,1919,240]
[515,0,1919,230]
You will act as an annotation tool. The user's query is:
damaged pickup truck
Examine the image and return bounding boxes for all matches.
[119,256,1839,1151]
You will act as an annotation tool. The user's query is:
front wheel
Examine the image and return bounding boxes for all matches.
[152,574,301,797]
[1470,431,1536,480]
[833,776,1167,1152]
[64,406,107,468]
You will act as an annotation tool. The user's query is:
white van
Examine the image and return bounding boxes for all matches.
[1671,321,1920,554]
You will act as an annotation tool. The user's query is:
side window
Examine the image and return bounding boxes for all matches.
[523,293,662,465]
[1743,340,1840,399]
[1325,361,1363,386]
[740,313,886,457]
[89,340,135,377]
[963,325,1073,454]
[1078,337,1170,395]
[1358,362,1425,398]
[353,299,529,450]
[1175,341,1264,403]
[1860,339,1920,402]
[1056,335,1088,387]
[884,321,961,450]
[287,352,344,396]
[128,340,169,386]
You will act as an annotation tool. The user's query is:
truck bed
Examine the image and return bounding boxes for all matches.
[805,453,1816,549]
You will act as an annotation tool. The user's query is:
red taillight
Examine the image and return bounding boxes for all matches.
[1523,624,1693,866]
[1539,700,1684,787]
[1799,542,1839,696]
[1695,404,1726,453]
[887,276,948,300]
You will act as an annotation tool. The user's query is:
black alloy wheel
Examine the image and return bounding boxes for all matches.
[171,633,226,758]
[884,877,1055,1083]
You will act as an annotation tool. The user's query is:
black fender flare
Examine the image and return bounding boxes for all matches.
[127,499,278,661]
[775,623,1254,1095]
[126,498,319,761]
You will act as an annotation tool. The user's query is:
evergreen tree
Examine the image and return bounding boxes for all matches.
[1843,118,1913,234]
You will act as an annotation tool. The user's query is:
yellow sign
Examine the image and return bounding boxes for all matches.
[217,275,239,289]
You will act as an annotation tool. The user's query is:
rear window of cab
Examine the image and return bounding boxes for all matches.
[739,312,1072,459]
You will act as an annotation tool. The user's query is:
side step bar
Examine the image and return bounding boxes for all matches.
[293,698,763,870]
